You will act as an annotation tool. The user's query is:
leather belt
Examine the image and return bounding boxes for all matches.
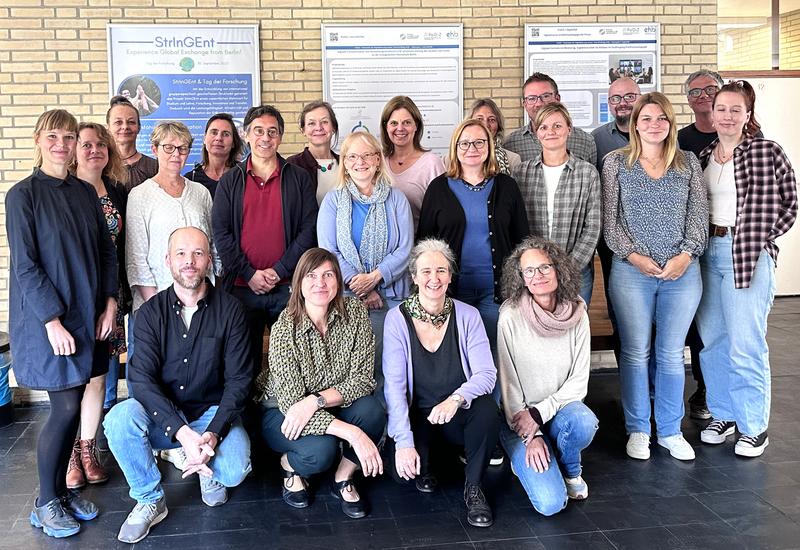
[709,223,734,237]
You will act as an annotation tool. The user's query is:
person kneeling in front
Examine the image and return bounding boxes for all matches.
[104,227,254,543]
[497,236,598,516]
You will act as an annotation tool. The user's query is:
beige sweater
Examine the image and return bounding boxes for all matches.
[497,302,591,430]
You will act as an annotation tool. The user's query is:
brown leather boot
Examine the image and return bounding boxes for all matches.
[80,438,108,484]
[66,439,86,489]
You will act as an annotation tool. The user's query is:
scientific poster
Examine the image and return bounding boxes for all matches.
[524,24,660,129]
[322,24,463,156]
[107,24,260,166]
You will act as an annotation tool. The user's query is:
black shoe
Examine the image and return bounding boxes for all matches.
[415,473,437,494]
[30,497,80,538]
[490,445,504,467]
[331,479,367,519]
[700,419,736,445]
[464,482,493,528]
[689,389,711,420]
[60,490,99,521]
[735,431,769,458]
[281,466,310,509]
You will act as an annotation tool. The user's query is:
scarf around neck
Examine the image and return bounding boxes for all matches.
[402,292,453,329]
[518,293,585,337]
[494,136,511,175]
[335,179,390,273]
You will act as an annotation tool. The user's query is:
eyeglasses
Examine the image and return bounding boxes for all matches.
[159,144,190,155]
[608,93,640,105]
[522,93,555,105]
[521,264,554,278]
[344,152,380,163]
[687,85,719,98]
[456,139,488,151]
[250,127,281,138]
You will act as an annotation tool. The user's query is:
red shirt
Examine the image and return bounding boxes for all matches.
[235,158,286,286]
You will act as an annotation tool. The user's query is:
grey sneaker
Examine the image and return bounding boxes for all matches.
[117,498,168,544]
[564,475,589,500]
[199,475,228,507]
[160,447,188,471]
[30,497,80,538]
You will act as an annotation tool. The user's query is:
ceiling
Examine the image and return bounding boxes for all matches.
[718,0,800,18]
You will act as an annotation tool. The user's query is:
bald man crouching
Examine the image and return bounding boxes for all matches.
[104,227,254,543]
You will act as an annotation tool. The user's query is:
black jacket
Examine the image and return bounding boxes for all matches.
[417,173,529,302]
[286,147,340,197]
[212,156,318,290]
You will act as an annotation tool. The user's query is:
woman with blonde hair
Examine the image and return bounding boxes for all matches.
[602,92,708,462]
[7,109,117,537]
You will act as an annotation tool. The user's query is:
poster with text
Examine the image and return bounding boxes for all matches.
[322,24,463,157]
[524,23,660,130]
[108,24,260,167]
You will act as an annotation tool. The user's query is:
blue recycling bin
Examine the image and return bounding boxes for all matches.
[0,331,13,428]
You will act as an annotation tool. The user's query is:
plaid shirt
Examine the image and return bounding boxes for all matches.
[699,137,798,289]
[512,153,602,269]
[505,124,597,167]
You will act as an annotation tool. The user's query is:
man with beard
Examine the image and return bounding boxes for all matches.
[591,77,641,361]
[104,227,254,544]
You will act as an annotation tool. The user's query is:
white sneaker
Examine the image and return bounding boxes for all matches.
[658,434,696,461]
[626,432,651,460]
[159,448,188,471]
[564,475,588,500]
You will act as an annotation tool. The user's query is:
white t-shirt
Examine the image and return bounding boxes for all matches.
[542,162,567,237]
[704,158,737,227]
[180,303,199,330]
[315,158,338,205]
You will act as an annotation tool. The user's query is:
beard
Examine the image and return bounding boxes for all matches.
[615,112,631,126]
[172,267,206,290]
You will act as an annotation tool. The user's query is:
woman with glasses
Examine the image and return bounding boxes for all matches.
[317,131,413,403]
[287,101,341,205]
[417,119,528,356]
[106,96,158,191]
[127,121,219,313]
[512,103,601,305]
[602,92,708,462]
[258,248,385,519]
[497,236,597,516]
[695,80,797,458]
[469,98,521,175]
[184,113,243,198]
[381,96,445,228]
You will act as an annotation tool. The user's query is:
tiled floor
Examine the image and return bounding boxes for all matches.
[1,297,799,549]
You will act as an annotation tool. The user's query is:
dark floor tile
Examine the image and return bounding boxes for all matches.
[731,509,800,549]
[583,495,720,530]
[522,503,598,537]
[714,460,798,491]
[465,508,536,542]
[537,530,614,549]
[137,528,268,550]
[664,521,749,550]
[602,526,682,549]
[756,484,800,518]
[0,421,30,438]
[394,512,470,547]
[473,539,545,550]
[694,489,780,521]
[0,473,37,495]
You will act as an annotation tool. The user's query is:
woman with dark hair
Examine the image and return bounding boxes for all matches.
[469,98,521,175]
[287,100,341,205]
[106,95,157,191]
[695,80,797,458]
[602,92,708,462]
[184,113,243,198]
[7,109,117,537]
[417,118,529,356]
[497,236,597,516]
[257,248,385,518]
[383,238,500,528]
[381,96,445,227]
[64,122,131,489]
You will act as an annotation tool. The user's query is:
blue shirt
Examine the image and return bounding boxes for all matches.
[351,200,392,272]
[447,177,495,290]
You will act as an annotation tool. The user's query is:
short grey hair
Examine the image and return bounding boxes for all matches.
[684,69,723,93]
[500,236,580,305]
[408,238,458,278]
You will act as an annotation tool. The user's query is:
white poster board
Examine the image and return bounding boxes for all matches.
[322,24,463,156]
[107,24,260,166]
[524,23,660,130]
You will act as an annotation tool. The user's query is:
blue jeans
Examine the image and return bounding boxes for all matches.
[104,399,251,503]
[609,258,701,437]
[104,356,120,409]
[695,237,775,436]
[579,262,594,307]
[500,401,598,516]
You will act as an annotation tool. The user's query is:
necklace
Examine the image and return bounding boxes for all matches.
[715,143,735,164]
[317,160,334,172]
[640,155,663,169]
[121,151,138,162]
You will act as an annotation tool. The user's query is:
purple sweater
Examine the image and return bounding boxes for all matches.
[382,299,497,449]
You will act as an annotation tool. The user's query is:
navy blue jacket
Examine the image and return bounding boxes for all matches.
[212,156,318,290]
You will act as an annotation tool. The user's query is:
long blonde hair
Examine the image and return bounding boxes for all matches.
[623,92,686,172]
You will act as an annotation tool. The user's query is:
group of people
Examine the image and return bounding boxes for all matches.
[6,67,796,543]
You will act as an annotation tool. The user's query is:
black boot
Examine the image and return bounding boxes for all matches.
[464,482,493,528]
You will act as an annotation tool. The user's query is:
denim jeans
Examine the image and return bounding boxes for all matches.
[695,237,775,437]
[579,262,594,307]
[104,355,120,410]
[104,399,252,504]
[454,287,500,400]
[609,257,702,437]
[500,401,598,516]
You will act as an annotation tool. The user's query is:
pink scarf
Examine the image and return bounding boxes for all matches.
[519,294,585,337]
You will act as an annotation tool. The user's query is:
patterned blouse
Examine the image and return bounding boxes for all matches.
[99,194,126,356]
[257,297,376,437]
[602,151,708,267]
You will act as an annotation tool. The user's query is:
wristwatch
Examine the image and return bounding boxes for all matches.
[449,393,464,406]
[313,392,326,409]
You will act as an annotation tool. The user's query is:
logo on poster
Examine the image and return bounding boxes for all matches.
[180,57,195,72]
